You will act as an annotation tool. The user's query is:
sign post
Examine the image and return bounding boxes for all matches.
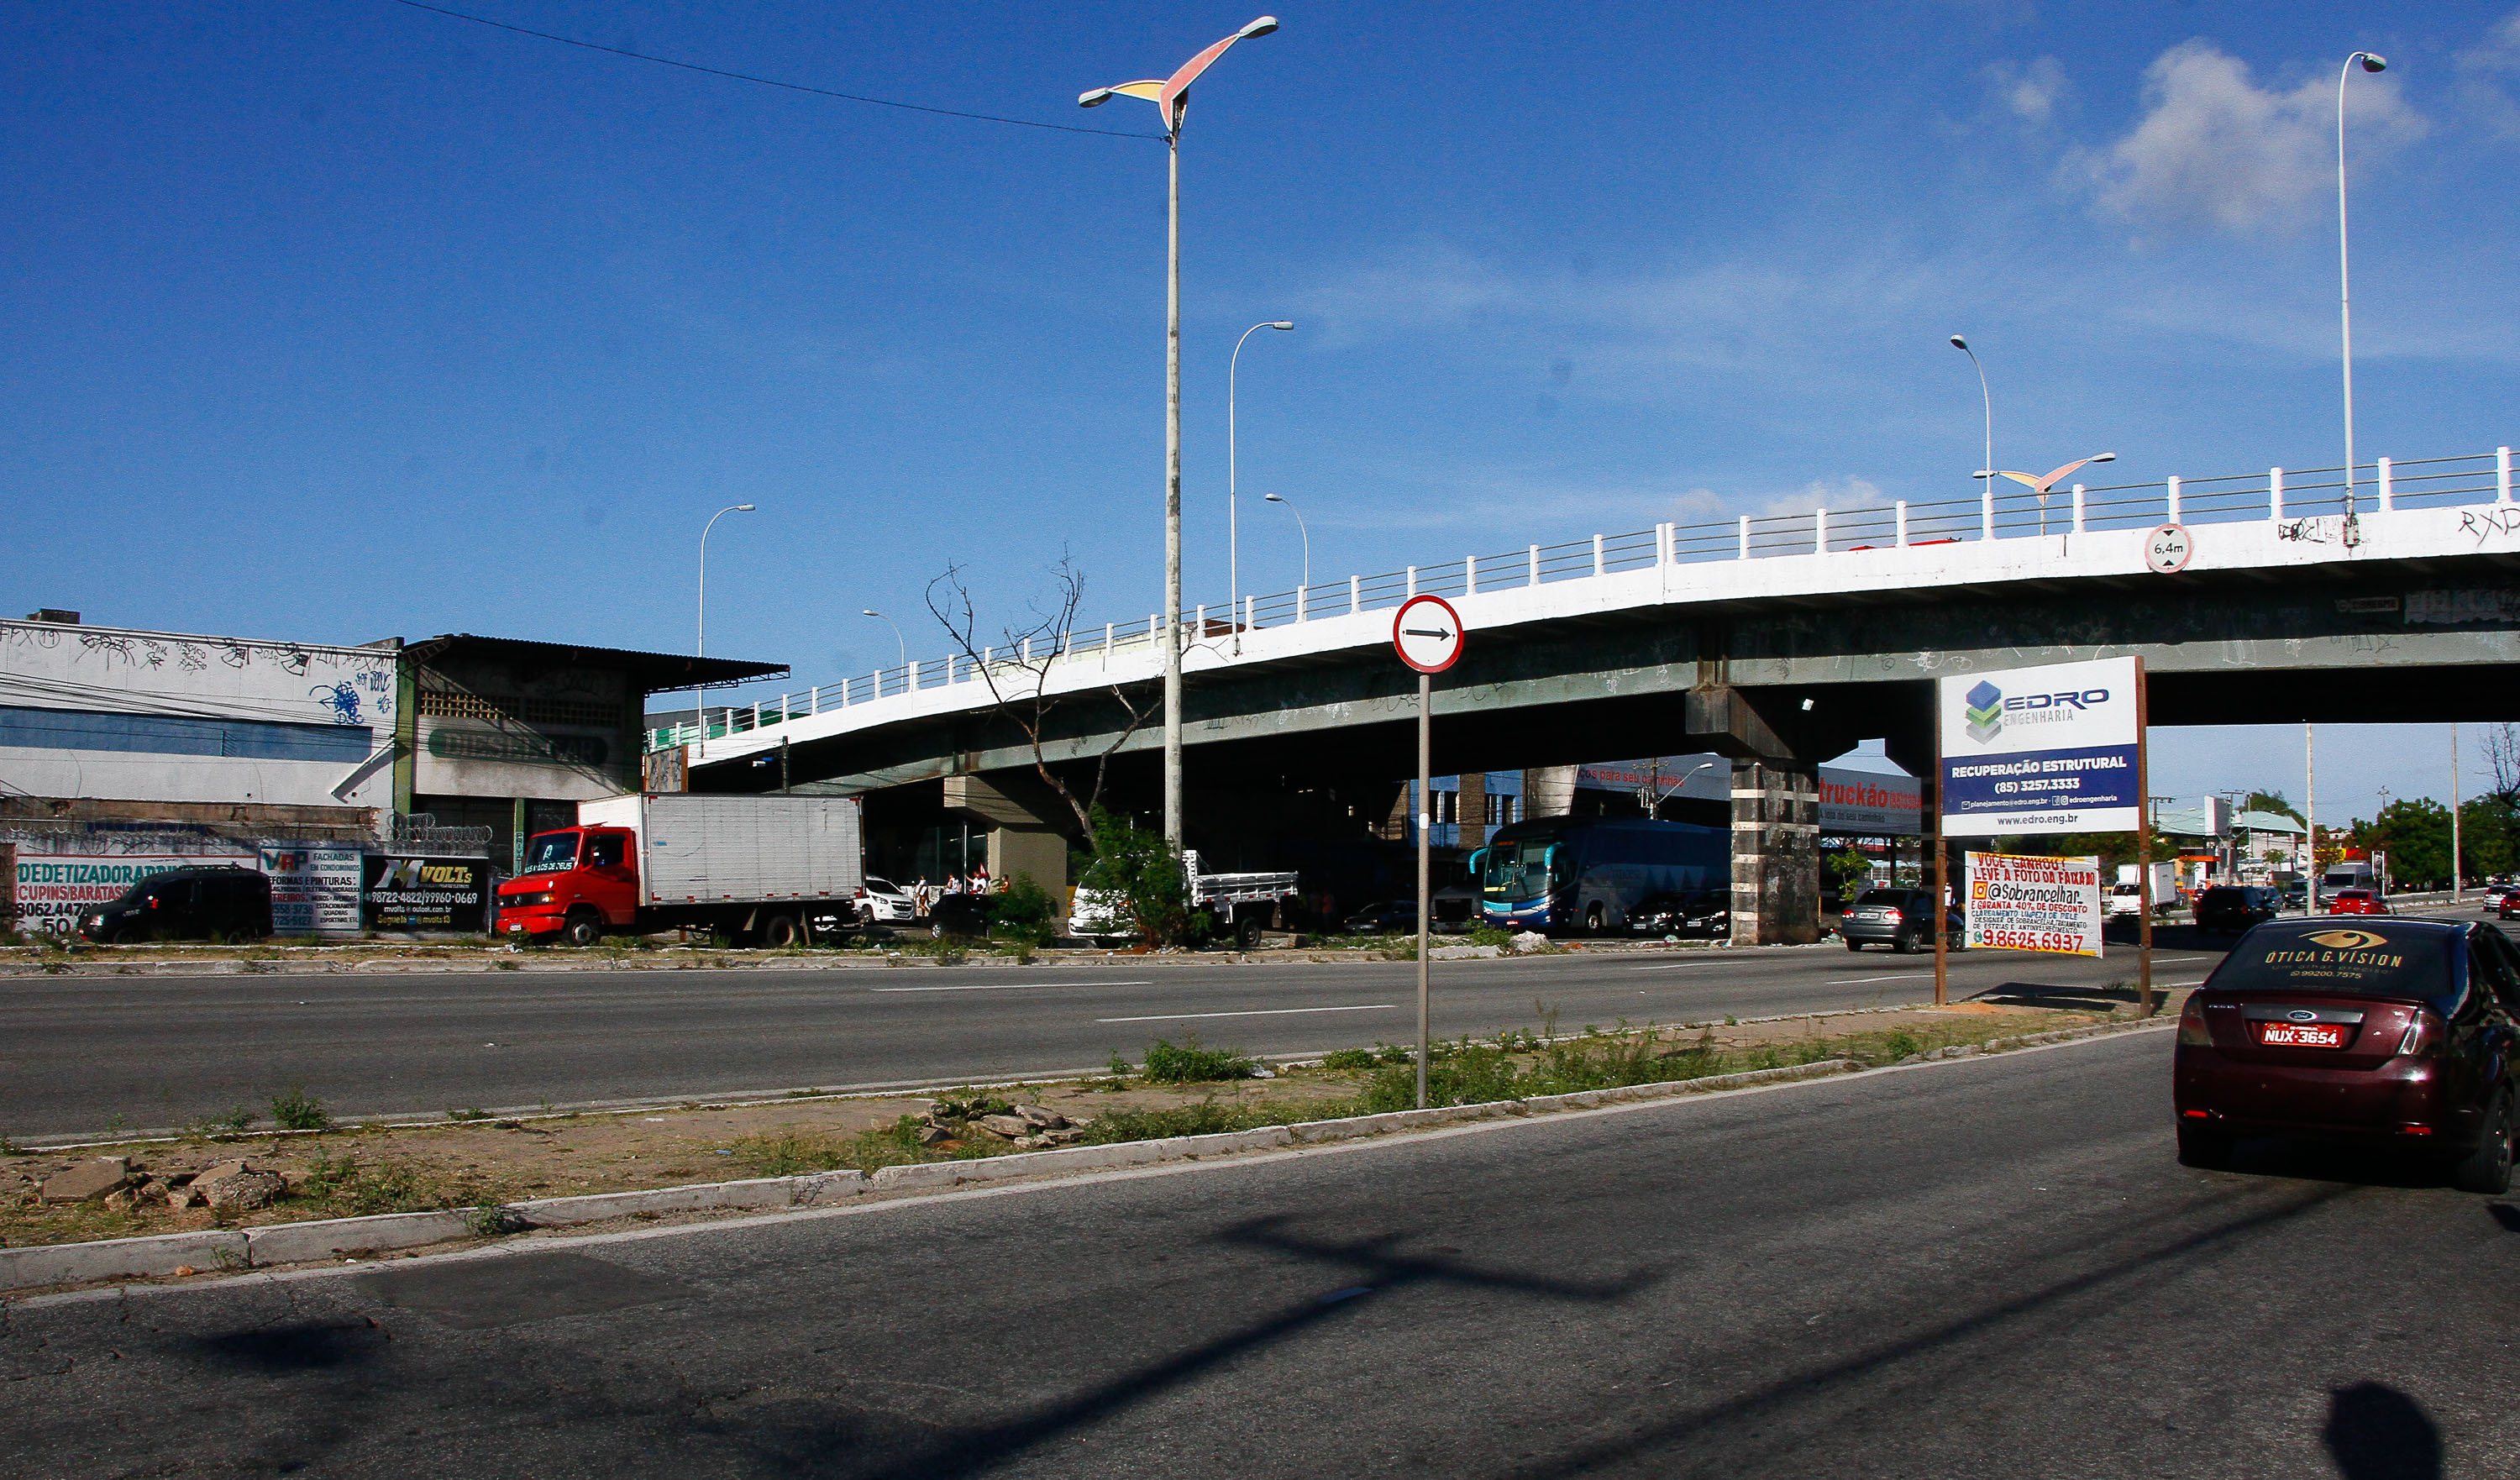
[1394,594,1464,1110]
[1936,655,2149,1012]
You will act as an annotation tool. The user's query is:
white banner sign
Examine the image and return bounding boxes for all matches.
[260,844,365,937]
[1939,655,2141,836]
[1965,852,2105,958]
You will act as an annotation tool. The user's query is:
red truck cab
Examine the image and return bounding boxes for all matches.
[496,826,639,946]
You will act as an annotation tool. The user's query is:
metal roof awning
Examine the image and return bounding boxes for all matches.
[402,634,787,695]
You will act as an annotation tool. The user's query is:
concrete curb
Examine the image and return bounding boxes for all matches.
[0,1021,2151,1294]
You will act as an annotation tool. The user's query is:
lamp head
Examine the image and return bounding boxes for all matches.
[2358,53,2386,72]
[861,609,880,617]
[1948,335,1969,351]
[1264,493,1287,503]
[2090,452,2118,464]
[1269,321,1294,330]
[1238,16,1280,39]
[735,502,756,511]
[1972,470,1995,480]
[1078,87,1116,108]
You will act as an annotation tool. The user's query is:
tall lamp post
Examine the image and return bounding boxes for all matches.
[1263,491,1309,608]
[1949,335,1994,538]
[1082,15,1279,853]
[2338,50,2386,521]
[693,502,756,762]
[861,609,906,685]
[1230,319,1295,652]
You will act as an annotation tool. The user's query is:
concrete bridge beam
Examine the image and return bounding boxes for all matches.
[942,772,1071,891]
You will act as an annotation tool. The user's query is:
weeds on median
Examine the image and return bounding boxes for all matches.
[1139,1035,1260,1084]
[270,1085,331,1131]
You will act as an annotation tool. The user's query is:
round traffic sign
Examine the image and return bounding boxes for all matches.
[2144,522,2194,575]
[1392,595,1465,674]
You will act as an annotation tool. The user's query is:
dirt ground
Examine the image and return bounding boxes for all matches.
[2,999,2139,1253]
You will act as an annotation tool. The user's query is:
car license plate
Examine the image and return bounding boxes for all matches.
[2254,1021,2347,1048]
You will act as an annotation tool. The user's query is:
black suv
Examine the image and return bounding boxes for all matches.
[2194,885,2282,934]
[1841,888,1965,953]
[78,866,271,942]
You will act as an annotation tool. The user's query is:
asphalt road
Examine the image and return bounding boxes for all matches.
[0,935,2238,1140]
[8,1029,2517,1477]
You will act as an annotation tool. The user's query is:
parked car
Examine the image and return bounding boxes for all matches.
[926,892,993,939]
[78,866,271,943]
[2327,888,2390,916]
[2173,918,2520,1192]
[2281,880,2310,911]
[1840,889,1964,953]
[2193,885,2283,934]
[856,875,916,924]
[1344,900,1420,935]
[2502,892,2518,923]
[1628,890,1730,937]
[2484,882,2517,913]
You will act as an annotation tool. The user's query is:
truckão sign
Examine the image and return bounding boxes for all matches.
[1937,656,2141,836]
[1964,851,2105,958]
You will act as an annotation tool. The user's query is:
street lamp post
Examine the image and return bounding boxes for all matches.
[1263,492,1309,610]
[861,609,906,689]
[693,503,757,762]
[2338,50,2387,522]
[1978,454,2118,538]
[1230,320,1294,652]
[1950,336,1994,538]
[1083,15,1278,853]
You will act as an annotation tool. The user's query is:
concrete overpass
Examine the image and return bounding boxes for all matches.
[659,444,2520,941]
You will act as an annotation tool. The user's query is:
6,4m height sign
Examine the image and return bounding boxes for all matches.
[1937,655,2142,837]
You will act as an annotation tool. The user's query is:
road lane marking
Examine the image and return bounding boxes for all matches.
[874,980,1152,993]
[1095,1005,1397,1023]
[1826,974,1930,984]
[1630,961,1730,971]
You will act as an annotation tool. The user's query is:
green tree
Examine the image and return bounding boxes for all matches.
[2365,797,2453,890]
[1076,808,1203,947]
[989,872,1059,945]
[2242,790,2304,826]
[2460,795,2519,879]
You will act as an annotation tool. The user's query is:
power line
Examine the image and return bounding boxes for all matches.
[386,0,1162,141]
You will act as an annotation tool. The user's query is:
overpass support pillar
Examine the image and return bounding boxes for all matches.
[1727,758,1820,946]
[942,773,1070,890]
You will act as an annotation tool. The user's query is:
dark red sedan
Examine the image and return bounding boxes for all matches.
[2325,888,2389,916]
[2173,917,2520,1192]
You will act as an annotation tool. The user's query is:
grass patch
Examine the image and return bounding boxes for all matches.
[1140,1036,1259,1084]
[270,1085,331,1131]
[297,1147,497,1216]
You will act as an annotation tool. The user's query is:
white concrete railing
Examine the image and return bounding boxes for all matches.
[654,445,2517,753]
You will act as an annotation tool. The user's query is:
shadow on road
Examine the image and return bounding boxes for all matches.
[2323,1382,2444,1480]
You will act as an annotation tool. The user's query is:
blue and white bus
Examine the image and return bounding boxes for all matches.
[1470,816,1730,934]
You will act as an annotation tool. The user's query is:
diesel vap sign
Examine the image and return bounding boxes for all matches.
[1937,656,2141,837]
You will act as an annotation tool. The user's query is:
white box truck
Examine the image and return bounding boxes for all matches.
[493,794,864,947]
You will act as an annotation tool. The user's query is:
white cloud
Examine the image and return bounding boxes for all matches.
[2082,40,2427,233]
[2459,8,2520,140]
[1987,56,2070,128]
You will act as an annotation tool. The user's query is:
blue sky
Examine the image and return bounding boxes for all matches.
[4,2,2516,821]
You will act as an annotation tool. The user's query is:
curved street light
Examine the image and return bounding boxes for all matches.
[1230,319,1295,652]
[1976,453,2118,537]
[1949,336,1995,539]
[1263,491,1309,606]
[693,502,757,760]
[2339,50,2386,522]
[1082,15,1279,852]
[861,609,906,682]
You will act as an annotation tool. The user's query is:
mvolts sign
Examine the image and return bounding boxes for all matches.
[1937,656,2141,836]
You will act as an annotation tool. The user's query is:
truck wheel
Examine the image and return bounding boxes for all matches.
[1236,914,1264,950]
[562,909,603,949]
[762,914,800,949]
[2451,1091,2515,1194]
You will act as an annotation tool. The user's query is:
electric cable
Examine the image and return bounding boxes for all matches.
[386,0,1163,140]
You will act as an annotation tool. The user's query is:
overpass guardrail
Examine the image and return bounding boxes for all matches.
[651,444,2515,753]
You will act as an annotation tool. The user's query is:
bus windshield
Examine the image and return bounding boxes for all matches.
[1483,839,1555,900]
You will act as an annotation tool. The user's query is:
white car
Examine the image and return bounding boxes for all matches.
[856,876,917,924]
[2106,884,2145,917]
[1068,887,1135,945]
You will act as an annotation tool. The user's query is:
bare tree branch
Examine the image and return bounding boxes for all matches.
[923,554,1153,839]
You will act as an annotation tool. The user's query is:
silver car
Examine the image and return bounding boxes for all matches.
[1841,888,1961,953]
